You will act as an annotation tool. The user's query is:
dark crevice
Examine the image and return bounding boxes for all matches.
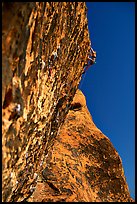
[3,87,13,109]
[47,181,60,194]
[70,102,82,111]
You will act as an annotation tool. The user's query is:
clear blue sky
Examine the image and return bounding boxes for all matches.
[79,2,135,199]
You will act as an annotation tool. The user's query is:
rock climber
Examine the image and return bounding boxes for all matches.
[89,47,96,64]
[83,47,96,74]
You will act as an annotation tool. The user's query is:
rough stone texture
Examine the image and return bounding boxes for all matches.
[2,2,134,202]
[28,90,133,202]
[2,2,90,202]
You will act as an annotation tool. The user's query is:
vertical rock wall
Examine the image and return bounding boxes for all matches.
[2,2,91,202]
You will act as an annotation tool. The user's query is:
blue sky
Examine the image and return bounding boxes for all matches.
[79,2,135,199]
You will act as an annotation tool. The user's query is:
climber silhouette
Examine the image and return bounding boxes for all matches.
[83,47,96,74]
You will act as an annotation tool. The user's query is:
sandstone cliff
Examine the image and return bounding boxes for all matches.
[29,90,133,202]
[2,2,134,202]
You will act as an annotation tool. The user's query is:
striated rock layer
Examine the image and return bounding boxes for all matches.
[2,2,134,202]
[2,2,91,202]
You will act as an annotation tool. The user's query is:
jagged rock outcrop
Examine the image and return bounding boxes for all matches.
[2,2,134,202]
[27,90,133,202]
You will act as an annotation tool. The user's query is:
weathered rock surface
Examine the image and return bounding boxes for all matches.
[28,90,133,202]
[2,2,134,202]
[2,2,90,202]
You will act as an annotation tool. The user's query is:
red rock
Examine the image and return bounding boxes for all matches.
[29,90,133,202]
[2,2,134,202]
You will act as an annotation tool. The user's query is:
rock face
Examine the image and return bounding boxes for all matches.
[2,2,133,202]
[28,90,133,202]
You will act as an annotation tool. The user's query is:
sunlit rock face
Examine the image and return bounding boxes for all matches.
[2,2,90,202]
[2,2,133,202]
[29,90,133,202]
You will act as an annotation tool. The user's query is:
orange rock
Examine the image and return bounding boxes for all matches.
[31,90,133,202]
[2,2,134,202]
